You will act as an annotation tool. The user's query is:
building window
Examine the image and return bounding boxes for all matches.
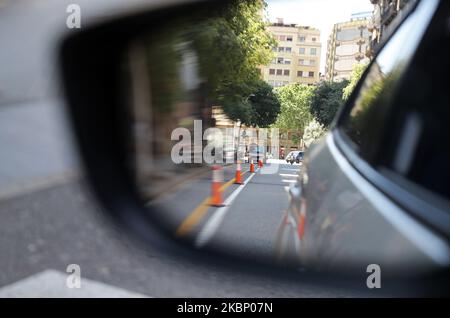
[297,71,303,77]
[284,58,291,65]
[278,47,285,52]
[310,48,317,55]
[300,59,314,66]
[269,69,275,75]
[277,57,284,64]
[299,47,305,54]
[286,47,292,53]
[274,81,284,87]
[272,47,277,52]
[312,37,317,42]
[279,35,286,41]
[309,71,314,77]
[299,36,305,42]
[284,70,290,76]
[276,69,283,76]
[287,36,293,42]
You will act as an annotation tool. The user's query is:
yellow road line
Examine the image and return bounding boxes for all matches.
[175,170,250,237]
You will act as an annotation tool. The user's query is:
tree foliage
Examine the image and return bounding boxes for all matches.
[189,0,276,122]
[303,119,326,148]
[248,81,281,127]
[343,62,368,100]
[272,83,315,133]
[309,80,348,128]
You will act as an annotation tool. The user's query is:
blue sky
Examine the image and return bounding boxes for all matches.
[265,0,374,73]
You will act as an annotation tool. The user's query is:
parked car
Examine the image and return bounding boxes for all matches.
[286,151,300,164]
[295,151,304,164]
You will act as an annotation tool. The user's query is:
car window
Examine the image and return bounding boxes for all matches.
[339,0,438,164]
[339,0,450,202]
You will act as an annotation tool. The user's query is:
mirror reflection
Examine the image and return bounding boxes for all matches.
[119,0,450,276]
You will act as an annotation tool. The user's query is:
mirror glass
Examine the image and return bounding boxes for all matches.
[117,0,447,277]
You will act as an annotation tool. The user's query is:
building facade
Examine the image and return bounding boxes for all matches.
[325,13,372,82]
[367,0,417,57]
[261,19,321,87]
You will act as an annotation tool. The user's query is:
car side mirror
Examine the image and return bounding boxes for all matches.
[59,0,449,296]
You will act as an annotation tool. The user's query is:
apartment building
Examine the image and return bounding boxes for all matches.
[261,18,321,87]
[367,0,417,57]
[325,13,372,82]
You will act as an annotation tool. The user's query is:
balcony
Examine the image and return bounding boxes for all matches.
[381,1,398,26]
[380,0,411,25]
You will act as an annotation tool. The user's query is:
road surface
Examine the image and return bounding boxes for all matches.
[0,102,370,297]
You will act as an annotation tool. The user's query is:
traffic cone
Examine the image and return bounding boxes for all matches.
[250,160,255,173]
[210,165,224,207]
[258,159,263,168]
[235,161,243,185]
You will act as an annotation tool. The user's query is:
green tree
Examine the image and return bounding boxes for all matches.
[309,80,349,128]
[218,81,256,125]
[189,0,276,122]
[248,81,281,127]
[303,119,326,148]
[273,83,315,133]
[343,62,368,100]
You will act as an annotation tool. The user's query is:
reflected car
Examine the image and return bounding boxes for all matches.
[277,0,450,276]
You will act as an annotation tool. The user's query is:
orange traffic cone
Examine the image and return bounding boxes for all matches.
[210,165,224,207]
[258,159,263,168]
[235,161,243,185]
[250,160,255,173]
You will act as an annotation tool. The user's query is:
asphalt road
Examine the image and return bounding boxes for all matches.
[0,103,370,297]
[149,160,300,262]
[0,175,370,297]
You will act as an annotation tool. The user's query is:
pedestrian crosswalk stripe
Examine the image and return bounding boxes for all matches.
[0,270,149,298]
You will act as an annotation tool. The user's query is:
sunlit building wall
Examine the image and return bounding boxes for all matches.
[325,14,371,82]
[261,19,321,87]
[367,0,418,58]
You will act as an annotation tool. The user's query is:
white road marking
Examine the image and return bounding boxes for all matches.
[281,168,299,172]
[195,170,258,248]
[279,173,298,178]
[0,270,148,298]
[282,179,296,183]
